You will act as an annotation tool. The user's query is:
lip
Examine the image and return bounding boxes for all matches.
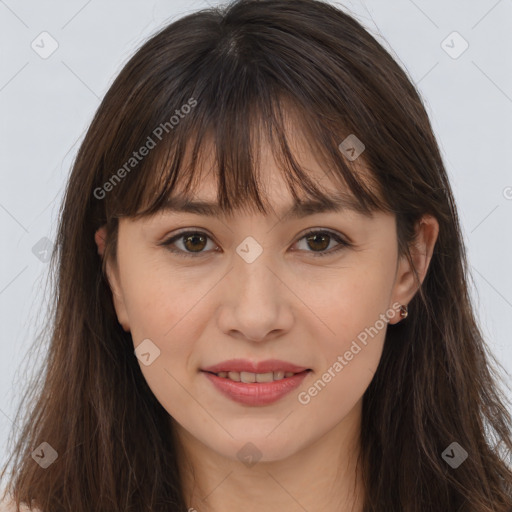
[202,370,310,406]
[201,358,309,374]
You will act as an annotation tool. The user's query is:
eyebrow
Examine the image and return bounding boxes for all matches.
[156,193,373,220]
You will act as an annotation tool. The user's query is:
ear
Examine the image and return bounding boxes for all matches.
[95,225,131,332]
[388,214,439,325]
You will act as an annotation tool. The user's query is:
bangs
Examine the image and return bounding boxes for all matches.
[94,3,400,226]
[104,91,390,223]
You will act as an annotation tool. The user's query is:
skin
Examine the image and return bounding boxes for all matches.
[95,132,439,512]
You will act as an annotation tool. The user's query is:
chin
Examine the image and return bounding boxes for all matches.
[203,422,311,464]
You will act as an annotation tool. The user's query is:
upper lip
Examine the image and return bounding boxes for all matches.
[201,359,310,374]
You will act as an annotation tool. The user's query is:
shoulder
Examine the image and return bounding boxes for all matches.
[0,497,41,512]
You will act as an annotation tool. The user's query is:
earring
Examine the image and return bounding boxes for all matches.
[399,304,408,319]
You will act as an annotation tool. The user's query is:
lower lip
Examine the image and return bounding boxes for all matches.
[202,370,310,406]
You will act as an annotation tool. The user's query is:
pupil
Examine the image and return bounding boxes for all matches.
[184,234,206,252]
[307,233,329,251]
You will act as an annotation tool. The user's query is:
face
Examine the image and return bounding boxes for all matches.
[96,134,437,464]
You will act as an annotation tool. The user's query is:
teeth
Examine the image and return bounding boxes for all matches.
[240,371,256,383]
[255,372,274,383]
[215,370,300,382]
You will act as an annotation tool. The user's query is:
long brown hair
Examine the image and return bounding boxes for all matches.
[2,0,511,510]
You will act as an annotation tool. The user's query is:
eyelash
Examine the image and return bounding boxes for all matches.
[159,229,351,259]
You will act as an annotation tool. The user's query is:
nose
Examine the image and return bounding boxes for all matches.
[216,249,294,343]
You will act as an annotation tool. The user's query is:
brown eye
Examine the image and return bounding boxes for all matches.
[182,233,208,252]
[160,228,350,259]
[160,230,216,258]
[305,232,331,252]
[294,230,350,257]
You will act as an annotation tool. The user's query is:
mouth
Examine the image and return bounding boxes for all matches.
[202,369,311,383]
[200,360,312,406]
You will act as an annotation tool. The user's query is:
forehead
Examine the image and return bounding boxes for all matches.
[156,152,374,221]
[135,105,384,221]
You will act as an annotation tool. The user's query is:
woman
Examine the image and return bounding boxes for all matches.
[1,0,511,510]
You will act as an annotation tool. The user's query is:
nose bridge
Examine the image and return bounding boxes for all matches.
[232,233,279,302]
[217,234,289,341]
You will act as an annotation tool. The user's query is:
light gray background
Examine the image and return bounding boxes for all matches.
[1,0,511,483]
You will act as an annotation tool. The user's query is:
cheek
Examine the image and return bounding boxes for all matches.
[296,313,387,420]
[124,275,205,420]
[120,256,206,341]
[302,256,393,342]
[119,264,214,404]
[297,260,394,409]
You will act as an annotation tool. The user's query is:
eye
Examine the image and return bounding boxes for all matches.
[159,230,217,258]
[293,229,351,257]
[159,228,351,258]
